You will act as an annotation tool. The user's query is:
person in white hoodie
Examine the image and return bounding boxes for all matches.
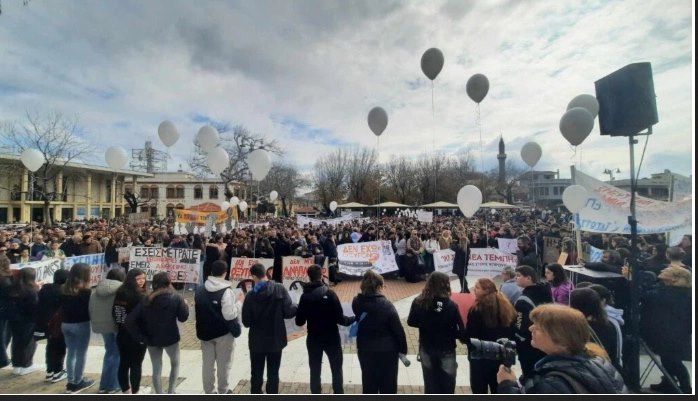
[194,260,244,394]
[88,267,125,394]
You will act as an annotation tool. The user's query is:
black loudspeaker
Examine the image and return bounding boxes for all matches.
[594,62,658,136]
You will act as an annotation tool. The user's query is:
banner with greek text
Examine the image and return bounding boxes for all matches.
[297,214,353,227]
[64,253,109,287]
[128,247,201,283]
[574,169,692,238]
[336,240,398,276]
[434,249,456,275]
[228,257,274,286]
[10,259,63,284]
[175,209,228,225]
[467,248,518,278]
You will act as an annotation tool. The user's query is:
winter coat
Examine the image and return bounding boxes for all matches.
[5,286,38,323]
[89,279,122,334]
[352,293,407,355]
[126,288,189,347]
[0,275,12,320]
[451,242,470,277]
[195,276,242,341]
[61,289,91,324]
[550,281,575,305]
[499,355,627,394]
[78,240,103,256]
[464,305,516,356]
[295,282,354,345]
[241,280,297,353]
[640,284,691,359]
[407,296,466,354]
[514,283,553,364]
[517,247,541,271]
[35,282,64,335]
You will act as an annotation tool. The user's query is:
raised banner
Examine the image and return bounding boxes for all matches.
[175,209,227,225]
[10,259,63,284]
[468,248,518,278]
[574,169,692,237]
[64,253,109,287]
[497,238,518,254]
[128,247,201,283]
[434,249,456,275]
[417,210,433,223]
[336,240,398,276]
[297,215,353,227]
[229,257,274,284]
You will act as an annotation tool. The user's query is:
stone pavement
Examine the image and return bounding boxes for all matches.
[0,276,679,394]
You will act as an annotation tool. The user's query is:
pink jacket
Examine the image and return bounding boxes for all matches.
[551,281,575,305]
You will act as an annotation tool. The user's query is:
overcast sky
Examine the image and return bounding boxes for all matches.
[0,0,693,186]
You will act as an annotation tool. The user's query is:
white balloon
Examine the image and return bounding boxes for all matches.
[567,94,600,119]
[20,148,44,172]
[230,196,240,206]
[105,146,129,170]
[421,48,444,80]
[207,147,230,175]
[466,73,490,103]
[238,201,248,212]
[246,149,271,181]
[329,201,338,211]
[560,107,594,146]
[158,121,179,147]
[269,190,278,202]
[195,125,220,152]
[221,201,230,211]
[367,107,388,137]
[456,185,483,217]
[520,142,542,168]
[562,185,588,213]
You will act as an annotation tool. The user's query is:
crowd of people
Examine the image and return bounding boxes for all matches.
[0,208,693,394]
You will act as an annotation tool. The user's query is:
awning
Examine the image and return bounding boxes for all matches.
[480,201,518,209]
[370,201,410,208]
[337,202,369,208]
[419,201,458,208]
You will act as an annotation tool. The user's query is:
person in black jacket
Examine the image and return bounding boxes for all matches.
[451,231,471,293]
[112,268,147,394]
[497,304,627,394]
[35,268,69,383]
[569,288,620,371]
[641,266,692,394]
[6,267,40,375]
[295,264,354,394]
[242,262,298,394]
[516,236,542,277]
[0,255,14,369]
[407,271,466,394]
[127,272,189,394]
[352,270,408,394]
[61,263,95,393]
[513,265,553,380]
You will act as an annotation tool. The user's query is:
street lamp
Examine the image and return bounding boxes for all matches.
[603,168,621,181]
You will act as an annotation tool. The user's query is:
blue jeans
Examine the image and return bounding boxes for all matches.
[62,322,91,385]
[100,332,120,391]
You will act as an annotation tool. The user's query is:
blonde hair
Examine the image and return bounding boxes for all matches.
[530,304,607,359]
[658,266,692,288]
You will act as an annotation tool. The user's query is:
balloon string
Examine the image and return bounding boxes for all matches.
[377,136,381,215]
[477,104,484,173]
[431,80,436,202]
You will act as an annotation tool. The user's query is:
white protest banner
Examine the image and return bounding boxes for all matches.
[296,214,354,227]
[497,238,518,254]
[117,247,131,265]
[129,247,201,283]
[280,256,328,288]
[63,253,109,287]
[468,248,518,278]
[417,210,433,223]
[434,249,455,275]
[10,259,63,284]
[228,257,274,288]
[337,240,398,276]
[574,169,692,238]
[128,212,150,224]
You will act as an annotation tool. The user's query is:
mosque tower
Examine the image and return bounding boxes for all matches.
[497,136,506,187]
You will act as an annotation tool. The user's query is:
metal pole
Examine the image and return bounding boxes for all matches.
[625,133,641,391]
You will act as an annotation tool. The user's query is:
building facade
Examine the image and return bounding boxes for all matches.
[518,170,572,207]
[610,170,692,202]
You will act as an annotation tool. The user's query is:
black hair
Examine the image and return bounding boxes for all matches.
[250,263,266,279]
[545,263,569,287]
[151,272,171,291]
[307,264,322,282]
[515,265,539,283]
[211,260,228,277]
[106,267,126,282]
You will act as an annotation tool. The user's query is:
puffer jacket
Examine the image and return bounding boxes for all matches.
[241,280,297,353]
[126,288,189,347]
[89,279,122,333]
[352,293,407,355]
[499,355,627,394]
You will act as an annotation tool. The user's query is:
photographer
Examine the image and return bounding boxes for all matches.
[496,304,626,394]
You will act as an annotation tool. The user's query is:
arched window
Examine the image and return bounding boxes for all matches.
[209,185,219,199]
[166,185,176,199]
[176,203,185,209]
[176,185,185,198]
[194,185,203,199]
[150,185,159,199]
[140,187,149,199]
[166,203,175,217]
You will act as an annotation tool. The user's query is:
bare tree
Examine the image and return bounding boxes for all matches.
[383,155,416,204]
[258,162,309,217]
[187,123,283,198]
[313,149,348,212]
[346,147,379,204]
[0,111,92,224]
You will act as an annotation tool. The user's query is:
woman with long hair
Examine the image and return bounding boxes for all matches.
[352,270,407,394]
[61,263,95,393]
[465,278,517,394]
[451,230,471,293]
[545,264,575,305]
[569,288,620,371]
[407,272,466,394]
[127,272,189,394]
[112,268,147,394]
[7,267,40,375]
[0,255,14,369]
[497,304,626,394]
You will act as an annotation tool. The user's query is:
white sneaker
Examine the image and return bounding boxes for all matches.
[18,365,41,376]
[12,367,21,375]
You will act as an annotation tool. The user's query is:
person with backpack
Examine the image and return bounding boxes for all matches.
[112,268,147,394]
[241,263,298,394]
[195,260,244,394]
[497,304,627,394]
[295,264,355,394]
[35,268,69,383]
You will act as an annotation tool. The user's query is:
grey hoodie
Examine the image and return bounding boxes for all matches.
[89,279,122,334]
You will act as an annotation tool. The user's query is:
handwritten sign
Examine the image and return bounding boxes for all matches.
[128,247,201,283]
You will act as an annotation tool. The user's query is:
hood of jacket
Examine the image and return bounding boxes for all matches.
[605,305,624,326]
[250,279,285,301]
[95,279,122,297]
[205,276,232,292]
[523,282,554,304]
[302,281,329,300]
[147,287,177,304]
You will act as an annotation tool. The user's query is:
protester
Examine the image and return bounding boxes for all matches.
[241,263,297,394]
[195,260,244,394]
[353,270,407,394]
[545,263,574,305]
[89,267,125,394]
[569,288,620,370]
[35,268,69,383]
[295,264,354,394]
[6,267,40,375]
[497,304,627,394]
[112,268,147,394]
[0,255,13,369]
[499,266,522,304]
[450,231,470,293]
[407,271,466,394]
[61,263,95,393]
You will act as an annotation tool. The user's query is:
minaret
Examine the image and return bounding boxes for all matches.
[497,136,506,187]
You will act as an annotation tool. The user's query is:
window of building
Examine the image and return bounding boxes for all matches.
[176,203,185,209]
[543,187,549,196]
[140,187,149,199]
[150,185,159,199]
[166,185,176,199]
[194,185,203,199]
[176,185,185,198]
[209,185,219,199]
[553,187,559,196]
